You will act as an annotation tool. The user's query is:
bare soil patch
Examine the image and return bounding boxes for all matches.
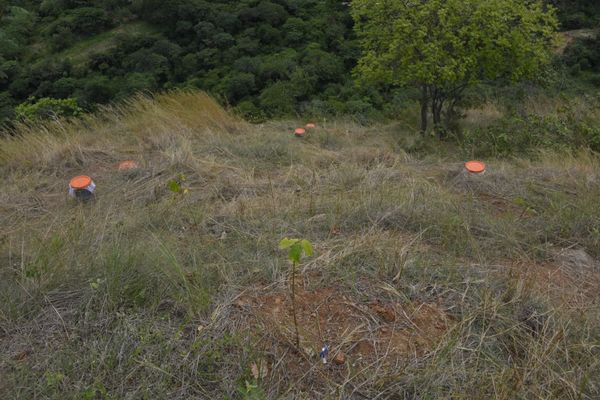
[231,278,454,386]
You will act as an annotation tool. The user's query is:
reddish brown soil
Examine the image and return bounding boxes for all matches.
[233,280,453,371]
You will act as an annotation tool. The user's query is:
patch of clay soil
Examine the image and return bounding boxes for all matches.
[233,281,454,371]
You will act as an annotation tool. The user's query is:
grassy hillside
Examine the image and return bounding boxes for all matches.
[1,91,600,399]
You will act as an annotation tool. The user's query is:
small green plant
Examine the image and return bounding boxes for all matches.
[278,237,313,348]
[44,371,66,388]
[167,174,189,194]
[237,380,266,400]
[90,278,103,290]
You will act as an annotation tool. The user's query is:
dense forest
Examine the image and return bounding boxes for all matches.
[0,0,599,125]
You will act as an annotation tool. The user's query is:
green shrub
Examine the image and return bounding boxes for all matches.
[234,100,266,123]
[259,81,296,116]
[15,97,82,121]
[460,114,600,157]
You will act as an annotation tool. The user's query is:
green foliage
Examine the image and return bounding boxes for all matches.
[259,81,296,117]
[563,33,600,86]
[237,380,267,400]
[353,0,557,87]
[352,0,558,133]
[0,0,597,130]
[279,238,313,264]
[460,113,600,157]
[0,0,358,125]
[549,0,600,29]
[234,100,265,123]
[15,97,82,121]
[167,174,188,195]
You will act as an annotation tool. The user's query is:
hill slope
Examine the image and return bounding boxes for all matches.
[2,0,600,125]
[0,1,357,123]
[1,92,600,399]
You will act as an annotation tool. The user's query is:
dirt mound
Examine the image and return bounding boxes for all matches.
[232,280,453,374]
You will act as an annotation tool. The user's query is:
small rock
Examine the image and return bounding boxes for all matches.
[333,352,346,365]
[556,248,596,270]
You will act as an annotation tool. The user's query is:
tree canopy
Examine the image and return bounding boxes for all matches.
[352,0,558,133]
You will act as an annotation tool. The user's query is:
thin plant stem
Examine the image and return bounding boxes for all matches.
[290,261,300,348]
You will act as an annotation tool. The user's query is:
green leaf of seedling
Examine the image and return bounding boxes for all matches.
[288,244,302,264]
[90,278,102,290]
[300,239,313,257]
[168,179,181,193]
[513,196,527,207]
[279,238,314,263]
[279,237,299,249]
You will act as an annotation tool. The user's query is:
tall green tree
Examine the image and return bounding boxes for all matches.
[351,0,558,134]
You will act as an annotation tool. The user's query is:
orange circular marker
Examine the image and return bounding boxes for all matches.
[70,175,93,190]
[118,160,138,170]
[465,160,486,174]
[294,128,306,137]
[69,175,96,200]
[305,123,316,129]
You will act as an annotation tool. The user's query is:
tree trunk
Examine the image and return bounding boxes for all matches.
[420,85,428,134]
[431,89,444,137]
[433,101,443,126]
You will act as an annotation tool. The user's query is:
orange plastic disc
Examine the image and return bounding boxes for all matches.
[465,161,486,174]
[294,128,306,136]
[118,160,138,170]
[305,123,316,129]
[70,175,93,189]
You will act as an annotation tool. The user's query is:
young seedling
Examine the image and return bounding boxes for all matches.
[167,173,189,195]
[278,237,313,348]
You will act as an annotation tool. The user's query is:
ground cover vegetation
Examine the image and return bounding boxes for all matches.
[1,90,600,399]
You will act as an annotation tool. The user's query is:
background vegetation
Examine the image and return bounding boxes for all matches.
[1,0,599,128]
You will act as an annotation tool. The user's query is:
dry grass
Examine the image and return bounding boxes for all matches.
[1,91,599,399]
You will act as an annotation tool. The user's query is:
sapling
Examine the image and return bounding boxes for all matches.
[278,237,313,348]
[167,173,189,195]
